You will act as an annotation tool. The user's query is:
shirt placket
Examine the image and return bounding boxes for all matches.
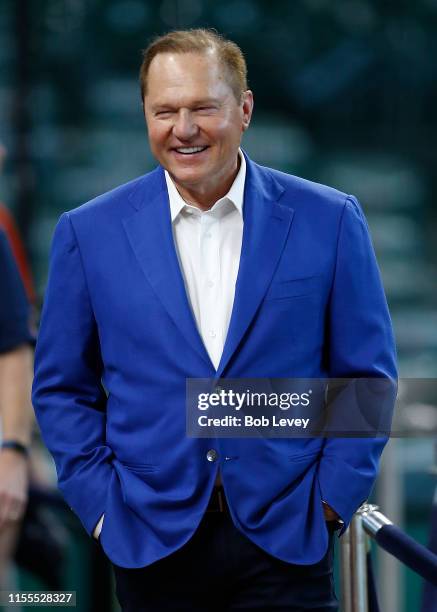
[199,212,222,369]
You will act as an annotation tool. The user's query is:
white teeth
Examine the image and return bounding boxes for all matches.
[175,146,206,154]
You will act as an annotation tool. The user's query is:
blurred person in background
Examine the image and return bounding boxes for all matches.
[33,29,397,611]
[0,142,37,308]
[0,228,34,590]
[0,141,67,593]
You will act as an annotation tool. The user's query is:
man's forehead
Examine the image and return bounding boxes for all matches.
[145,52,231,104]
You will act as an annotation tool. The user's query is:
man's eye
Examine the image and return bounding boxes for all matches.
[156,111,173,117]
[195,107,216,113]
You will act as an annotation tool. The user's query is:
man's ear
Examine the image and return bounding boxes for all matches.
[241,90,254,131]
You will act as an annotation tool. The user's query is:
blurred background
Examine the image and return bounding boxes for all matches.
[0,0,436,610]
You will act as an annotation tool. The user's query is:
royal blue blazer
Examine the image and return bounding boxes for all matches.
[32,154,397,568]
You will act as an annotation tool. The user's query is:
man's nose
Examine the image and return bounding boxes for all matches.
[172,110,198,140]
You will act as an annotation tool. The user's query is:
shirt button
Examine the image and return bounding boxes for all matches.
[209,329,217,338]
[206,280,214,288]
[206,449,218,462]
[204,232,212,238]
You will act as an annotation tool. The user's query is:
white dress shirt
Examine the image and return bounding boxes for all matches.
[166,150,246,370]
[93,151,246,539]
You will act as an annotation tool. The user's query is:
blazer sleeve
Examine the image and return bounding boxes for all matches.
[317,195,398,531]
[32,213,113,536]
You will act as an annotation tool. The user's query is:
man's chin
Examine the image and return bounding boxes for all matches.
[167,168,208,189]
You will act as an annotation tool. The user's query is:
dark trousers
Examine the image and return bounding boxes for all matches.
[113,511,338,611]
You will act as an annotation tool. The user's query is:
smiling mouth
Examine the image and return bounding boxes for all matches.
[173,146,209,155]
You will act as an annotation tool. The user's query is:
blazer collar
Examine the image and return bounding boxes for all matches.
[215,152,293,377]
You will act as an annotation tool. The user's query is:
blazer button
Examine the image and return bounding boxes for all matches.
[206,449,218,462]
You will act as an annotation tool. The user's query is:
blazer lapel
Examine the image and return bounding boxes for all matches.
[216,160,294,378]
[122,169,214,370]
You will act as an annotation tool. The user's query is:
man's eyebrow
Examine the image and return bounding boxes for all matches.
[190,98,221,106]
[151,98,221,111]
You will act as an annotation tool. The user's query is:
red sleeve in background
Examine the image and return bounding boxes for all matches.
[0,203,36,305]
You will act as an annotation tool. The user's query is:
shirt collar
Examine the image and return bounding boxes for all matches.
[165,149,246,223]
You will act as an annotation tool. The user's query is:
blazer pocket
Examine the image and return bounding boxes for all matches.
[287,450,321,461]
[265,275,321,301]
[121,461,157,474]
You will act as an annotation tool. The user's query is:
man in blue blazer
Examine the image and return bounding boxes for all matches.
[32,29,397,611]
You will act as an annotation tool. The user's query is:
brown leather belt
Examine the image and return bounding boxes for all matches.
[206,486,229,513]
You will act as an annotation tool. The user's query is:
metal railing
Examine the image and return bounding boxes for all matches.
[339,504,437,612]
